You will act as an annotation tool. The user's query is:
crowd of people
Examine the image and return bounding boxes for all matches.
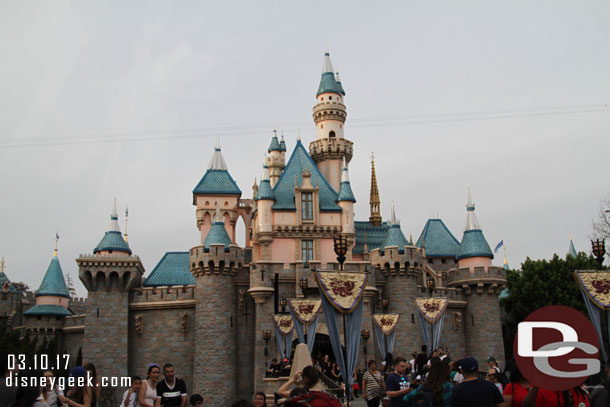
[6,348,610,406]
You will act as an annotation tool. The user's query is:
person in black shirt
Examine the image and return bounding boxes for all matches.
[415,345,428,376]
[385,357,412,407]
[450,357,504,407]
[155,364,187,407]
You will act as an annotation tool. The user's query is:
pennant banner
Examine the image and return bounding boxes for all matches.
[414,297,449,323]
[273,314,294,336]
[574,271,610,309]
[372,314,400,335]
[288,299,322,326]
[315,271,368,313]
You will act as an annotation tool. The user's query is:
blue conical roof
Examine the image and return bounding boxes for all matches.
[24,304,72,316]
[193,141,241,196]
[316,53,344,97]
[0,270,18,293]
[268,135,281,152]
[94,231,131,254]
[337,164,355,202]
[279,136,287,152]
[457,230,494,260]
[204,222,233,249]
[416,219,461,257]
[144,252,196,287]
[384,224,409,249]
[568,237,577,258]
[256,180,275,201]
[36,256,70,298]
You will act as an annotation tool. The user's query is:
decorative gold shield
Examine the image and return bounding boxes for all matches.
[574,271,610,309]
[315,271,368,313]
[273,314,294,336]
[288,299,321,325]
[414,297,449,323]
[372,314,400,335]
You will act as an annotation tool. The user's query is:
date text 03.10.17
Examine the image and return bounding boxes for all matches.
[8,354,70,371]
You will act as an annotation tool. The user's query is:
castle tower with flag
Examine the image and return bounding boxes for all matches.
[11,52,508,403]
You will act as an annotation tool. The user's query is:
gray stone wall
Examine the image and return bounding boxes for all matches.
[464,288,506,365]
[128,307,195,391]
[82,291,129,387]
[62,331,84,363]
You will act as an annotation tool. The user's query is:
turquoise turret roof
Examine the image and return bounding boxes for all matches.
[354,221,389,254]
[416,219,461,257]
[383,203,409,250]
[279,135,287,152]
[94,231,131,254]
[457,230,494,260]
[316,53,344,97]
[204,222,233,249]
[94,200,132,254]
[24,304,72,316]
[255,164,275,201]
[143,252,196,287]
[193,141,241,196]
[568,236,577,258]
[268,133,281,152]
[36,256,70,298]
[272,140,341,212]
[337,163,356,202]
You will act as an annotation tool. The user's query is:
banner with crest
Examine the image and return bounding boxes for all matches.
[414,297,449,323]
[372,314,400,335]
[315,270,366,395]
[574,270,610,362]
[288,299,322,325]
[315,271,368,313]
[372,314,399,359]
[273,314,294,336]
[574,271,610,309]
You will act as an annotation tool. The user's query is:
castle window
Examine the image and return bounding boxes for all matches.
[302,240,313,262]
[301,192,313,221]
[441,258,446,264]
[329,131,336,138]
[329,96,332,100]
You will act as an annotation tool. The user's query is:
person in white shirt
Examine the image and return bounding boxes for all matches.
[121,376,142,407]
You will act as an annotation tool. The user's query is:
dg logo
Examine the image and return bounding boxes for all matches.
[514,305,600,391]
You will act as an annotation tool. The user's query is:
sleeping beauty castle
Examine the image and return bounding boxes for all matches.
[0,53,507,404]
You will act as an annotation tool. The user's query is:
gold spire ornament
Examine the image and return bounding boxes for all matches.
[124,206,129,243]
[54,231,59,257]
[369,152,382,226]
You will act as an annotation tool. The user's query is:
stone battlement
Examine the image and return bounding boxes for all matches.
[63,314,86,327]
[190,244,245,276]
[130,285,196,303]
[444,266,506,294]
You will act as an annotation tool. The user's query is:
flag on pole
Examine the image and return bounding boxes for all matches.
[56,231,60,240]
[494,240,504,254]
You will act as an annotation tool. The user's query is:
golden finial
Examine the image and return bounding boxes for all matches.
[1,257,5,273]
[124,206,129,243]
[54,231,59,257]
[369,150,382,226]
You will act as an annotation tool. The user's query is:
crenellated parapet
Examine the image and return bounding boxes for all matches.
[444,265,506,295]
[369,246,426,276]
[130,285,196,305]
[77,254,144,292]
[189,244,245,276]
[309,138,353,164]
[312,100,347,124]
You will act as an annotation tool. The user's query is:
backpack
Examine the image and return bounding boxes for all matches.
[281,391,342,407]
[412,391,434,407]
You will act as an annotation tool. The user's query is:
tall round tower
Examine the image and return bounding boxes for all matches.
[309,53,353,192]
[456,190,493,271]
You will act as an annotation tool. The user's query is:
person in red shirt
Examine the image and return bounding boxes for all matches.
[502,362,530,407]
[522,385,590,407]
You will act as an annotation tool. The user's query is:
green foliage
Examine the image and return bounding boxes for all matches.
[0,319,36,356]
[502,252,604,357]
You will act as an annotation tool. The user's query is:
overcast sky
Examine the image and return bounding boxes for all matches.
[1,1,609,297]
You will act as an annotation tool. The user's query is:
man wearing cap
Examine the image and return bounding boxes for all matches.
[486,357,501,373]
[450,357,504,407]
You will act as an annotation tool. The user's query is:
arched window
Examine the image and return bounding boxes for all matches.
[329,131,336,138]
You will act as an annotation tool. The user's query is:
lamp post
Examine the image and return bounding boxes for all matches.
[333,235,350,406]
[361,329,370,370]
[592,239,606,269]
[263,330,272,367]
[427,277,435,352]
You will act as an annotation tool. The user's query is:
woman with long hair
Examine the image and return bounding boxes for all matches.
[138,364,160,407]
[42,370,63,407]
[83,363,100,407]
[59,367,93,407]
[502,360,530,407]
[403,360,453,407]
[277,365,324,398]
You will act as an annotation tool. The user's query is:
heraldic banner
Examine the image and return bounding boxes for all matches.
[414,297,449,351]
[315,271,368,395]
[574,270,610,361]
[288,299,322,353]
[372,314,399,359]
[273,314,294,360]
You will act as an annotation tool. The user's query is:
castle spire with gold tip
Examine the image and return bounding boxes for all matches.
[369,153,382,226]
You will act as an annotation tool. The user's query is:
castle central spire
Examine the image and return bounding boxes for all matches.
[369,152,382,226]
